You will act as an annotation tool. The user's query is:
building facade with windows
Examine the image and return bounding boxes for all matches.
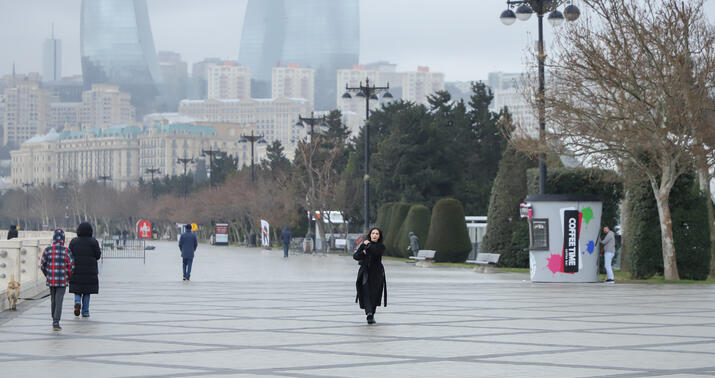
[239,0,359,109]
[272,64,314,105]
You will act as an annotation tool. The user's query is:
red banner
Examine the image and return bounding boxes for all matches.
[136,219,153,239]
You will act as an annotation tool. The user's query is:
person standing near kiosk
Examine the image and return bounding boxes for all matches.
[600,226,616,283]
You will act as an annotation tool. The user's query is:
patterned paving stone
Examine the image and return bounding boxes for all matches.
[1,241,714,377]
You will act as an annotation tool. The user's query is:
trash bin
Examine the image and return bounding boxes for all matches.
[523,194,603,283]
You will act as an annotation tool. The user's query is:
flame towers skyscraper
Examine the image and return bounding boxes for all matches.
[239,0,359,110]
[80,0,162,117]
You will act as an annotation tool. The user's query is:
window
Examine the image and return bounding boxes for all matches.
[529,219,549,250]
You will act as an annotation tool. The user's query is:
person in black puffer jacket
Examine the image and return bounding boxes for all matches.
[68,222,102,317]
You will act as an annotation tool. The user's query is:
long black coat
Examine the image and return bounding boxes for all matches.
[69,223,102,294]
[353,241,387,309]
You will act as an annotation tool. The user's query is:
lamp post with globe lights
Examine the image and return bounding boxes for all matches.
[342,78,393,232]
[499,0,580,195]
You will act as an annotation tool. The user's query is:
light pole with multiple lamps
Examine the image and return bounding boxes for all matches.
[176,155,195,198]
[295,112,328,140]
[239,131,267,183]
[22,183,33,230]
[499,0,580,195]
[201,147,221,188]
[98,175,112,187]
[145,168,161,198]
[342,78,393,232]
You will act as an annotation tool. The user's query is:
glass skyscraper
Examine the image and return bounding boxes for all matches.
[80,0,162,117]
[239,0,359,110]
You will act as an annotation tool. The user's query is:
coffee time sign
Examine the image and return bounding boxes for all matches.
[562,210,580,273]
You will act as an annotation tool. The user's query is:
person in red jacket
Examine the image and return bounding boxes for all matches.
[40,229,75,331]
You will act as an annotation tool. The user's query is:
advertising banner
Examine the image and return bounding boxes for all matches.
[562,210,580,273]
[215,223,229,245]
[260,219,270,247]
[136,219,153,239]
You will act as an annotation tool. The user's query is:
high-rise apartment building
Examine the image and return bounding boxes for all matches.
[402,66,445,106]
[49,102,81,131]
[272,64,315,104]
[42,29,62,82]
[190,57,222,100]
[207,62,251,100]
[80,0,162,117]
[79,84,135,129]
[488,72,537,138]
[239,0,359,109]
[157,51,189,111]
[3,74,51,146]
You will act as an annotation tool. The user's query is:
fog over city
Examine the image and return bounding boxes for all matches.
[6,0,713,82]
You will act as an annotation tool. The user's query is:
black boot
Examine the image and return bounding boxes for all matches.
[366,313,375,324]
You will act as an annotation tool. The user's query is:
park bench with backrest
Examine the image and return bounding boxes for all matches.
[466,253,501,266]
[409,250,437,262]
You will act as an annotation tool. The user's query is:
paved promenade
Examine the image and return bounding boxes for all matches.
[1,241,715,377]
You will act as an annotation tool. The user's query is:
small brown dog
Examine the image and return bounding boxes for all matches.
[7,274,20,311]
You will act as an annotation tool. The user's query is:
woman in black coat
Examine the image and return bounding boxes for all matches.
[353,227,387,324]
[69,222,101,317]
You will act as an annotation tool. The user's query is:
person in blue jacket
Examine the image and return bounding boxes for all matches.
[179,224,198,281]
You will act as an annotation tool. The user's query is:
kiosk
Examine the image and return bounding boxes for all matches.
[523,194,603,283]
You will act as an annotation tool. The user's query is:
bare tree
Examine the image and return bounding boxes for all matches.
[528,0,715,280]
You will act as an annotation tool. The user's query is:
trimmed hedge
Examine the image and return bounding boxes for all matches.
[383,202,411,257]
[527,167,622,231]
[624,178,661,279]
[481,145,532,263]
[396,204,431,258]
[626,173,712,280]
[425,198,472,262]
[375,203,395,232]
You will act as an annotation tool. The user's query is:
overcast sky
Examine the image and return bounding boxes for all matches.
[1,0,714,82]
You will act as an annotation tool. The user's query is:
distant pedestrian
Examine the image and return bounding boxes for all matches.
[7,225,18,240]
[353,227,387,324]
[122,230,127,246]
[281,227,292,258]
[179,223,198,281]
[69,222,102,318]
[600,226,616,283]
[408,231,420,257]
[40,229,75,331]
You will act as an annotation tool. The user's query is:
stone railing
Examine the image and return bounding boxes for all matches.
[0,231,76,311]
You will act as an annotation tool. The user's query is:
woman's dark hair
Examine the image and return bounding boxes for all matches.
[365,227,383,244]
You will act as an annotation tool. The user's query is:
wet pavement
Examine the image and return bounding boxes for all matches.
[1,241,715,377]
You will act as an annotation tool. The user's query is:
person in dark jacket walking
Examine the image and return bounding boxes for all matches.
[280,227,292,258]
[179,224,198,281]
[40,229,75,331]
[69,222,102,317]
[7,225,18,240]
[353,227,387,324]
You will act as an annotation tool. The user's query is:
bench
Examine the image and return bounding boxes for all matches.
[409,250,436,267]
[467,253,501,273]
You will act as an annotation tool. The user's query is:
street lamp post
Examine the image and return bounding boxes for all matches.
[500,0,580,195]
[239,131,266,183]
[145,168,161,198]
[201,147,221,188]
[98,175,112,187]
[343,78,393,233]
[177,155,195,199]
[295,112,328,141]
[22,183,33,230]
